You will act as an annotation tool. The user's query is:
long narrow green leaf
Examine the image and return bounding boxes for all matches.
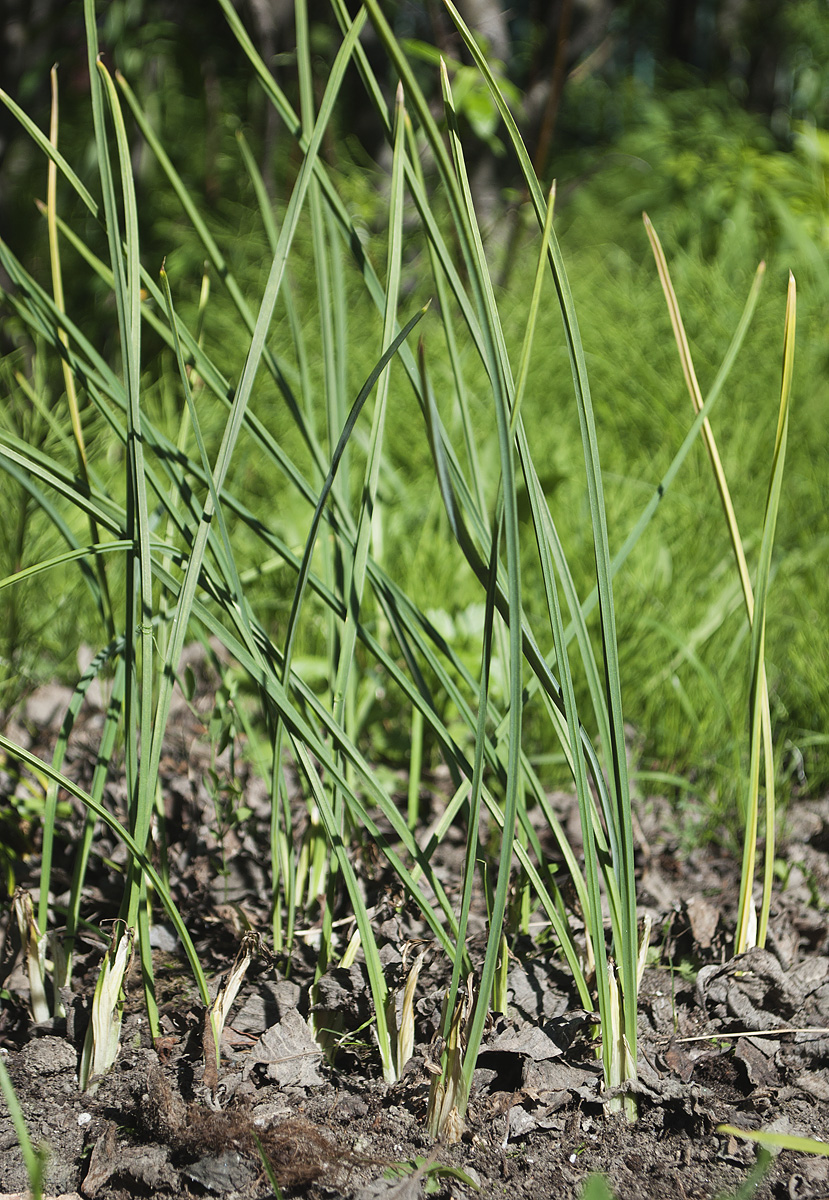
[522,444,611,1018]
[0,433,123,533]
[89,54,158,1041]
[643,217,779,954]
[428,358,500,1074]
[0,734,210,1006]
[510,183,556,439]
[114,72,328,481]
[441,0,640,1107]
[0,85,98,217]
[736,273,796,952]
[140,10,368,860]
[331,81,407,775]
[434,61,524,1114]
[402,114,485,519]
[83,24,153,998]
[0,542,131,590]
[717,1125,829,1157]
[0,1054,45,1200]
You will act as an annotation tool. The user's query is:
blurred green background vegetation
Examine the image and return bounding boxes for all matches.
[1,0,827,839]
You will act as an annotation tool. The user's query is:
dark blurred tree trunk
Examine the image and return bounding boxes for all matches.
[666,0,703,65]
[246,0,295,195]
[719,0,787,116]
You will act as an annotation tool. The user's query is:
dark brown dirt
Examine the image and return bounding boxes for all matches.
[1,666,828,1200]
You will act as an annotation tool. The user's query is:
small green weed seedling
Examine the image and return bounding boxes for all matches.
[0,1050,47,1199]
[383,1152,480,1195]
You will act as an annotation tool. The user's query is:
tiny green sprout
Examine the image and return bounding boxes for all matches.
[384,1151,480,1194]
[0,1052,47,1200]
[252,1132,285,1199]
[581,1175,615,1200]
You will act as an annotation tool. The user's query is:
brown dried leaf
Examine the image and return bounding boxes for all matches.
[244,1007,324,1087]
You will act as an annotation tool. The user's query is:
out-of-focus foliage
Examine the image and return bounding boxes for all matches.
[553,82,829,277]
[1,0,828,813]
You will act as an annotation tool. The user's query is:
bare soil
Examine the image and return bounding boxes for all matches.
[1,664,828,1200]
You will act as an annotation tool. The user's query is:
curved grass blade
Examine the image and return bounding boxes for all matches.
[0,734,210,1006]
[429,59,525,1124]
[0,84,98,217]
[329,80,407,833]
[737,273,795,951]
[0,1053,46,1199]
[114,70,329,482]
[0,540,129,591]
[435,0,638,1113]
[86,53,156,1046]
[643,214,785,953]
[717,1125,829,1157]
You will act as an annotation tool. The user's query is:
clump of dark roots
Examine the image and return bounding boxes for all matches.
[143,1066,350,1188]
